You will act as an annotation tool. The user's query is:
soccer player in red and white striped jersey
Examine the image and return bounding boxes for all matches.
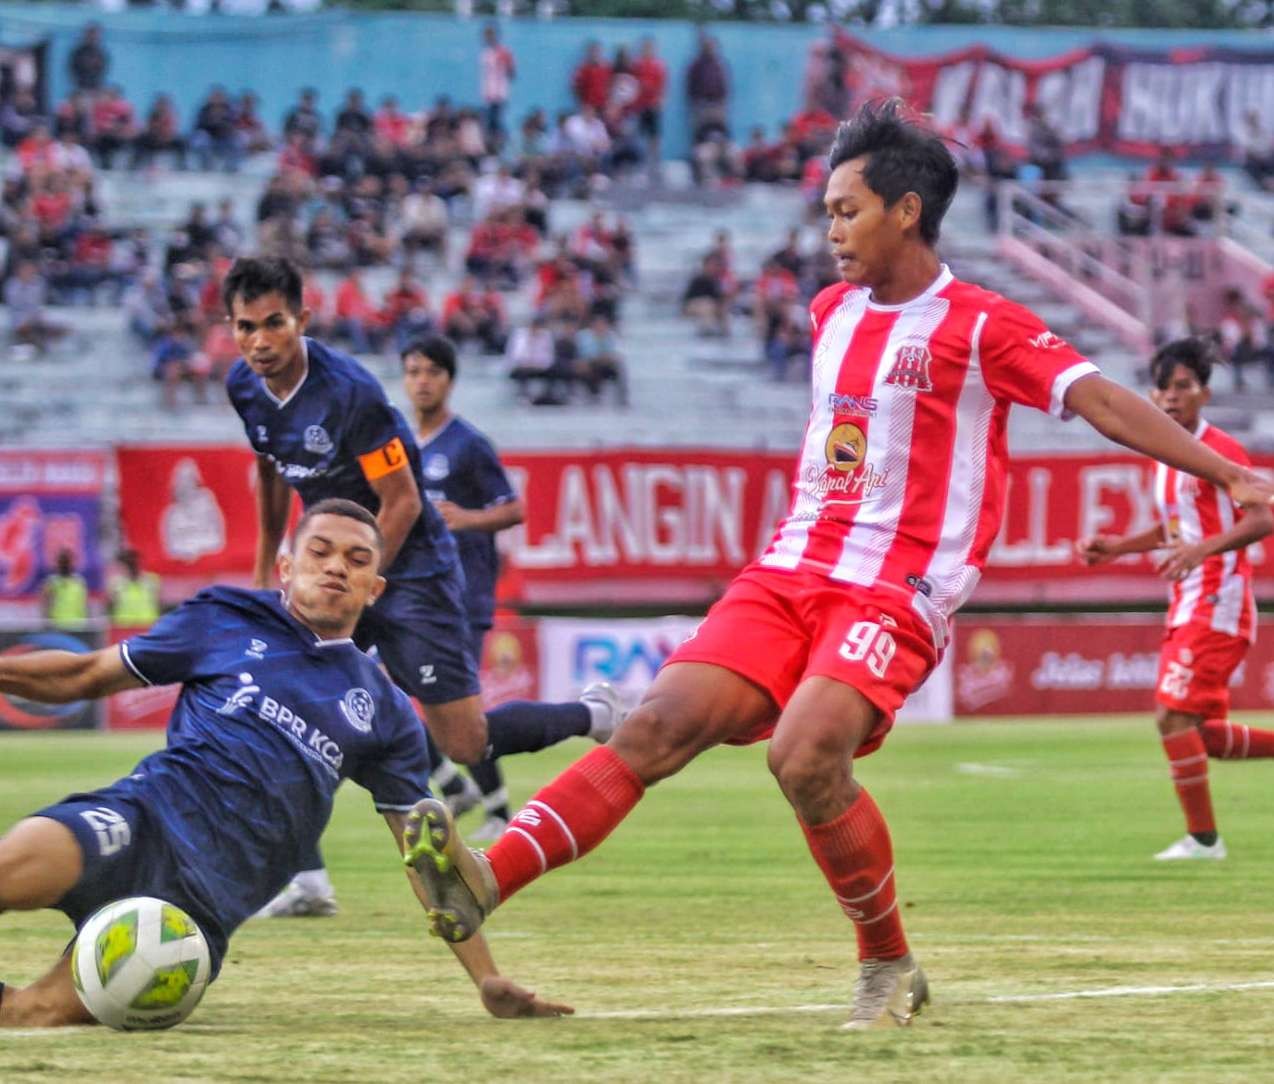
[1077,339,1274,861]
[403,101,1274,1029]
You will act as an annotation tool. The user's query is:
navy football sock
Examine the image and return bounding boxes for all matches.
[483,701,590,759]
[469,759,511,821]
[296,840,324,873]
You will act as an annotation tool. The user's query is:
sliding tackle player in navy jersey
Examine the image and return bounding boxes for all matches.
[0,499,570,1026]
[223,257,620,916]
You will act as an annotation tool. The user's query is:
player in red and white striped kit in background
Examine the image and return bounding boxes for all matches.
[402,101,1274,1029]
[1078,338,1274,862]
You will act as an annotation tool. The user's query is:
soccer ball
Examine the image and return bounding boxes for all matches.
[71,896,211,1030]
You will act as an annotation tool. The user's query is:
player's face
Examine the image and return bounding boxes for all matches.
[280,514,385,639]
[824,157,917,291]
[1151,363,1210,430]
[229,291,310,385]
[402,352,453,416]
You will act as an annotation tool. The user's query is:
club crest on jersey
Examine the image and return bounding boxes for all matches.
[424,453,450,481]
[340,687,375,733]
[884,344,933,392]
[304,425,333,455]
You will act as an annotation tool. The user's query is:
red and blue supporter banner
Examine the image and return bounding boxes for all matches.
[830,32,1274,160]
[0,626,103,730]
[0,449,107,600]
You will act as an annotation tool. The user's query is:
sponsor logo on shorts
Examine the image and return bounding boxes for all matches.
[418,664,437,686]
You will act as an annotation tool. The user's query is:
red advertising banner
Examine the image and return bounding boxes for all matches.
[116,445,260,579]
[501,449,793,604]
[114,446,1274,606]
[829,32,1274,160]
[953,617,1274,717]
[0,448,108,600]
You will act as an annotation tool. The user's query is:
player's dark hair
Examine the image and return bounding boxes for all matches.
[401,335,457,380]
[222,256,304,316]
[827,98,958,246]
[1149,337,1216,389]
[294,498,383,552]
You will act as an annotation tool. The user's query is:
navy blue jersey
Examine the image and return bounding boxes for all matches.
[226,338,458,583]
[418,416,516,628]
[117,586,430,934]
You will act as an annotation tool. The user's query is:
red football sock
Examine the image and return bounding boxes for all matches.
[485,746,645,903]
[1161,729,1215,835]
[799,788,908,962]
[1200,719,1274,759]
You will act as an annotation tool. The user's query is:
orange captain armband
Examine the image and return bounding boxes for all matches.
[358,437,409,482]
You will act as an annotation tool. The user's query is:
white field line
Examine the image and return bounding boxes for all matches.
[7,980,1274,1034]
[580,978,1274,1020]
[954,762,1022,778]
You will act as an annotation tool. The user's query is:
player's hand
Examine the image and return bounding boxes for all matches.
[479,976,575,1019]
[434,500,474,532]
[1074,535,1118,566]
[1227,469,1274,509]
[1155,541,1202,582]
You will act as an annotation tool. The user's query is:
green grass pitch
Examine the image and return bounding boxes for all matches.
[3,718,1274,1083]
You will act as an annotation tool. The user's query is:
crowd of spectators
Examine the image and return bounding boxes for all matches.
[680,224,835,382]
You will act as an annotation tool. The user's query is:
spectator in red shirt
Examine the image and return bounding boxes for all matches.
[132,94,187,171]
[303,279,331,340]
[572,41,612,113]
[479,23,516,145]
[235,92,274,157]
[754,257,800,343]
[16,124,59,178]
[442,274,508,355]
[333,267,388,354]
[632,37,667,161]
[278,132,318,179]
[374,95,413,148]
[90,86,137,170]
[381,268,434,351]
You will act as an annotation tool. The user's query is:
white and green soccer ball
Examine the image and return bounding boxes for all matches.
[71,896,211,1031]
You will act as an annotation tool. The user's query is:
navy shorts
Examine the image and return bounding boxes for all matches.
[33,776,228,980]
[354,573,481,706]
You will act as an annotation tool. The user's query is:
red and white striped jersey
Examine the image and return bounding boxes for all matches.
[1153,420,1256,641]
[759,266,1098,645]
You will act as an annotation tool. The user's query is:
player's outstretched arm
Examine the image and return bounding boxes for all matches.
[0,646,140,704]
[382,813,573,1019]
[1156,499,1274,582]
[1075,524,1166,566]
[253,454,293,589]
[1065,374,1274,507]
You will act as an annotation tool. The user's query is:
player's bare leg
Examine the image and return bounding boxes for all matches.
[423,695,490,766]
[0,818,94,1027]
[0,817,83,910]
[767,677,928,1030]
[1154,707,1227,860]
[0,955,93,1028]
[404,662,776,941]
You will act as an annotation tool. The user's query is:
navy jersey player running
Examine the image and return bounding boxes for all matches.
[404,335,523,841]
[222,257,620,916]
[0,500,570,1027]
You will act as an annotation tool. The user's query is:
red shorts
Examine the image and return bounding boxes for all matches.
[1154,623,1249,718]
[666,565,939,757]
